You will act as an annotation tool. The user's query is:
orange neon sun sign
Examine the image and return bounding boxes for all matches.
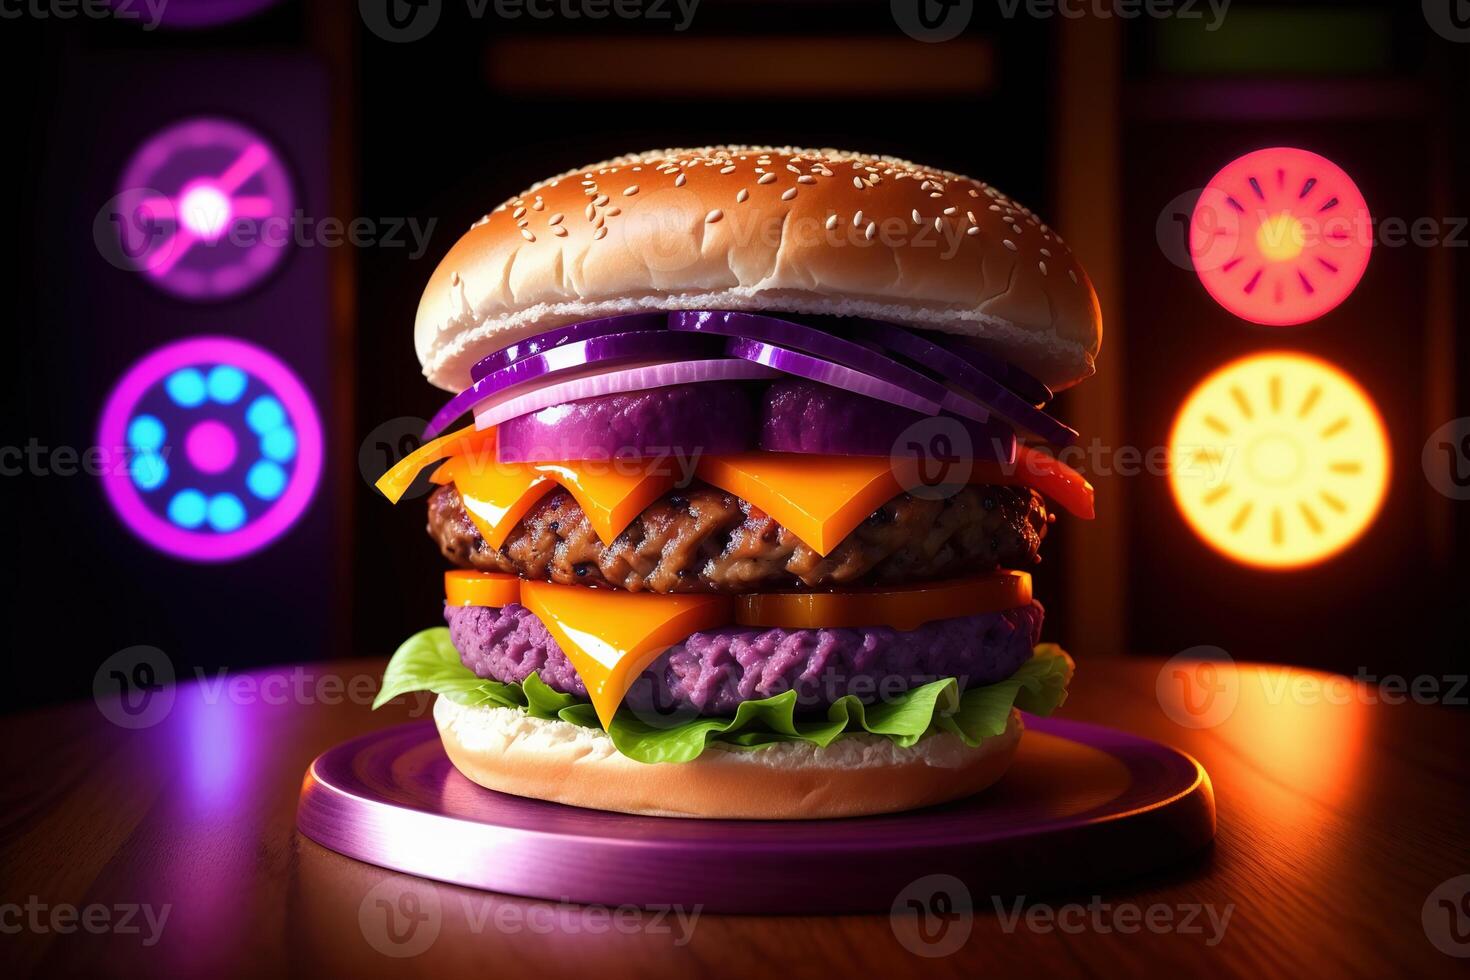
[1169,352,1389,570]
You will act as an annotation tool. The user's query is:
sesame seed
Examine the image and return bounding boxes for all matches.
[594,227,607,240]
[720,166,736,174]
[1003,239,1017,251]
[865,221,877,240]
[966,226,980,237]
[781,188,798,201]
[825,214,839,230]
[929,192,943,199]
[853,210,864,227]
[623,186,639,196]
[674,173,687,187]
[594,194,609,206]
[520,229,536,242]
[933,217,943,232]
[449,271,461,286]
[797,175,816,184]
[606,207,621,217]
[1039,261,1048,275]
[758,173,777,185]
[553,226,568,237]
[967,211,976,223]
[513,207,526,219]
[706,209,724,223]
[943,206,957,215]
[548,213,564,225]
[517,219,528,228]
[853,177,865,189]
[911,209,922,224]
[532,200,545,211]
[736,189,749,203]
[1069,269,1078,283]
[1040,247,1051,256]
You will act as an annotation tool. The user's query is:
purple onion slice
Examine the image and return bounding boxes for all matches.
[848,319,1077,446]
[467,313,666,383]
[423,330,722,439]
[474,358,779,430]
[669,310,951,411]
[721,337,942,416]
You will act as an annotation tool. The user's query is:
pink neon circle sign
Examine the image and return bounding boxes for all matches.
[113,117,295,301]
[97,337,322,562]
[1190,147,1371,326]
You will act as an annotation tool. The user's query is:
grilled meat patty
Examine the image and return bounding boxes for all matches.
[427,481,1050,594]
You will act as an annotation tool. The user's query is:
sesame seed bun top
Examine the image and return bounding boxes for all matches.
[414,146,1102,393]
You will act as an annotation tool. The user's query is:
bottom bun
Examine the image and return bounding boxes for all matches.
[434,696,1023,819]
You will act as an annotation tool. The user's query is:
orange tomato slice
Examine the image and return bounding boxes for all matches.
[444,570,522,608]
[734,570,1032,632]
[978,446,1095,520]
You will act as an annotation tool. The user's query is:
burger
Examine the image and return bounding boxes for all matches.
[373,147,1100,819]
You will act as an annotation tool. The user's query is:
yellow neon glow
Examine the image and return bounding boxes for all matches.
[1168,352,1389,570]
[1255,213,1306,263]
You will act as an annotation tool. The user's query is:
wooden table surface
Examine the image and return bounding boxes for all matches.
[2,654,1466,978]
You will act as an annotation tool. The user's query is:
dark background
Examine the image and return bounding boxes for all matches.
[1,0,1465,712]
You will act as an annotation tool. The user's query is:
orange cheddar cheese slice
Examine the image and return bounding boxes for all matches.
[436,456,678,550]
[437,456,554,551]
[519,580,733,729]
[696,453,903,556]
[532,461,676,547]
[373,424,496,504]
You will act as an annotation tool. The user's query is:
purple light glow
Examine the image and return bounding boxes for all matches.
[98,337,322,562]
[114,118,294,301]
[185,420,238,474]
[106,0,286,30]
[177,181,233,240]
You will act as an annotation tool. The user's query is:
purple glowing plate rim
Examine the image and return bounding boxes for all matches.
[296,714,1216,912]
[96,336,323,562]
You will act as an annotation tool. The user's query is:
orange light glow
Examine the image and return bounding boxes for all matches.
[1169,352,1389,569]
[1190,147,1371,326]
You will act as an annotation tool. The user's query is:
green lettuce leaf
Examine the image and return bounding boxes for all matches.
[375,627,1073,765]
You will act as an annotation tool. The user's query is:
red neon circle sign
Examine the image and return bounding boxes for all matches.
[1190,147,1371,326]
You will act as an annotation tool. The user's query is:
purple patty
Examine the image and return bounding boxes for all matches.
[444,600,1043,718]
